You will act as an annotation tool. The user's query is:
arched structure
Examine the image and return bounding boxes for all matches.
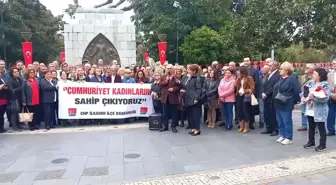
[82,33,120,65]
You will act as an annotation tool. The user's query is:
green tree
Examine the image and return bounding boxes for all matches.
[180,26,223,64]
[64,0,81,19]
[277,43,330,63]
[0,0,64,64]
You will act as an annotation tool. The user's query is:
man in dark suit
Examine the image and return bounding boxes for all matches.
[107,65,122,83]
[159,64,181,133]
[261,60,281,136]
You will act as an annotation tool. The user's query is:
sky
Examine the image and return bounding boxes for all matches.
[40,0,134,24]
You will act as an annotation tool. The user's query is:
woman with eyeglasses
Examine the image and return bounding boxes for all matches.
[22,69,40,131]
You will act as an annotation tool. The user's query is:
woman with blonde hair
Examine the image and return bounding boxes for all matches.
[274,62,301,145]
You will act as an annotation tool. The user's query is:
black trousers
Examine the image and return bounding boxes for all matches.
[10,104,22,130]
[26,105,39,129]
[264,99,278,131]
[0,105,7,131]
[162,103,178,128]
[307,116,327,147]
[203,107,207,123]
[187,103,202,130]
[44,103,56,128]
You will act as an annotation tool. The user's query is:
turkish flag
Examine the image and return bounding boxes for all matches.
[60,52,66,63]
[144,52,149,66]
[22,42,33,67]
[158,42,167,65]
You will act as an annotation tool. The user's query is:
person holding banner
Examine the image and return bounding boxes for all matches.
[90,68,105,83]
[122,69,136,83]
[40,71,58,130]
[159,64,181,133]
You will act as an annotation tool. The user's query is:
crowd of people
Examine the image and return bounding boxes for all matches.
[0,57,335,152]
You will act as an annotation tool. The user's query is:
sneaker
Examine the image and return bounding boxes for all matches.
[276,137,285,143]
[303,142,315,149]
[315,145,326,152]
[281,139,293,145]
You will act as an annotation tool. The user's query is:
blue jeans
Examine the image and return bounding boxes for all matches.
[258,98,265,124]
[222,102,234,127]
[327,103,336,133]
[300,104,308,128]
[276,110,293,140]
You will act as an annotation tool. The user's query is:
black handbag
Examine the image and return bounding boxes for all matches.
[244,94,251,103]
[275,90,291,103]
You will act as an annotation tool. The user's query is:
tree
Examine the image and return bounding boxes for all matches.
[180,26,223,64]
[64,0,81,19]
[277,43,330,63]
[0,0,64,64]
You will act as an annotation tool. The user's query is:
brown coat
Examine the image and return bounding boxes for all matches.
[159,75,182,104]
[236,76,255,95]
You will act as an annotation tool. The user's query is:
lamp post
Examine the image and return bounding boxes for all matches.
[0,0,8,61]
[20,30,33,67]
[173,1,181,64]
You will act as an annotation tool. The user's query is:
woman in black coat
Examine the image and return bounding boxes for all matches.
[150,71,162,113]
[7,68,23,131]
[181,64,202,136]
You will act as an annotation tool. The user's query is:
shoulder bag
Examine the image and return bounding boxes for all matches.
[19,106,34,123]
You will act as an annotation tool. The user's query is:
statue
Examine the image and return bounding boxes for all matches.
[82,33,120,65]
[94,0,144,12]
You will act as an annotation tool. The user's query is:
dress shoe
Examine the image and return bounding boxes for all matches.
[191,130,201,136]
[261,130,272,134]
[159,128,168,132]
[270,131,278,136]
[297,127,307,131]
[249,125,255,130]
[171,127,177,133]
[225,125,232,131]
[259,124,264,129]
[0,129,7,134]
[188,130,194,134]
[327,132,335,136]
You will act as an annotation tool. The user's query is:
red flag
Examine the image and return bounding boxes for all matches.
[158,42,167,65]
[144,52,149,66]
[22,42,33,67]
[60,52,66,64]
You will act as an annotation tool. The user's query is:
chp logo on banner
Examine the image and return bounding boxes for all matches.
[22,42,33,67]
[158,42,167,65]
[60,52,66,64]
[58,83,154,119]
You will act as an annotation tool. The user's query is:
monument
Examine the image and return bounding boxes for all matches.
[63,7,136,66]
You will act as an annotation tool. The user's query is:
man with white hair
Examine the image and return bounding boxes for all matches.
[261,60,280,136]
[298,63,315,131]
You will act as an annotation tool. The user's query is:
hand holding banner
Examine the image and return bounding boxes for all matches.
[22,42,33,67]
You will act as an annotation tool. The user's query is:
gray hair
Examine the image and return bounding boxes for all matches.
[306,63,316,70]
[269,60,279,67]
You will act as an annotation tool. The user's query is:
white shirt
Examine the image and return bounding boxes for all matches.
[48,80,57,102]
[111,75,115,83]
[268,70,278,80]
[239,79,244,95]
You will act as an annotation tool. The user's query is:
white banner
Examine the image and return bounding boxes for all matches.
[58,82,154,119]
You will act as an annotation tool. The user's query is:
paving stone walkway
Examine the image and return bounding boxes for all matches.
[0,112,336,185]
